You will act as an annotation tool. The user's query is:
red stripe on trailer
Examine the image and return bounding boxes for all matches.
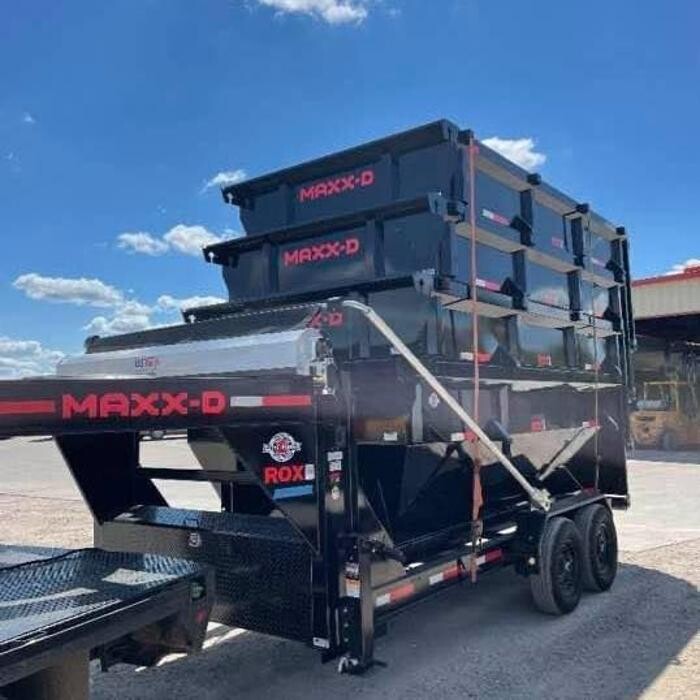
[450,430,478,443]
[230,395,312,408]
[429,562,461,586]
[389,583,415,603]
[262,394,312,407]
[484,548,503,564]
[375,582,415,608]
[0,400,56,416]
[462,351,492,364]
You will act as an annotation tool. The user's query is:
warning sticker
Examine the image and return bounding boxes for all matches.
[345,578,361,598]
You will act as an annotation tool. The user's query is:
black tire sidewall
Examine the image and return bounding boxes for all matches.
[582,505,618,591]
[550,519,583,614]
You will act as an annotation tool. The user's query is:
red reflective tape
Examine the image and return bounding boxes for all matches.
[481,208,510,226]
[484,548,503,564]
[0,400,56,416]
[261,395,313,407]
[530,416,547,432]
[476,278,501,292]
[537,353,552,367]
[389,583,415,603]
[443,563,461,581]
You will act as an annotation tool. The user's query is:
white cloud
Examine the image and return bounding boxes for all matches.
[12,270,227,341]
[157,294,227,312]
[22,112,36,125]
[202,169,247,192]
[664,258,700,276]
[163,224,224,257]
[82,295,227,337]
[117,231,169,256]
[83,313,152,336]
[83,300,155,337]
[115,224,232,258]
[13,273,123,307]
[256,0,369,25]
[481,136,547,171]
[0,336,65,378]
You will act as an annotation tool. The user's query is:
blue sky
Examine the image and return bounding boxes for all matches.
[1,0,698,375]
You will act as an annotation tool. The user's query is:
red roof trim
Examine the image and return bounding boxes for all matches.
[632,266,700,287]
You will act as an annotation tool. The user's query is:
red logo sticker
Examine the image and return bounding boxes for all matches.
[298,169,375,203]
[282,237,360,267]
[262,432,302,463]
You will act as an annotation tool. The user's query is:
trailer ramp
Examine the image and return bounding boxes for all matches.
[0,546,213,698]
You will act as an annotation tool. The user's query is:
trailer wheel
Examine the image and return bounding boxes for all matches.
[574,504,618,592]
[529,517,583,615]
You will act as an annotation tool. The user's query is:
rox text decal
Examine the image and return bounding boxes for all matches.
[298,169,375,203]
[61,391,227,419]
[263,463,314,485]
[282,237,360,267]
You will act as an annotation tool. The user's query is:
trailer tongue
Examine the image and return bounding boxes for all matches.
[0,119,632,679]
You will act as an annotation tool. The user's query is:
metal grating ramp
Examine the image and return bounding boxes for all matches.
[0,547,204,652]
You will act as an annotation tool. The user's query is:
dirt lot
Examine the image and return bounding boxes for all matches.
[0,438,698,699]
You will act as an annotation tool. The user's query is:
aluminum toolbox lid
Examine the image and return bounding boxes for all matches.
[59,327,323,379]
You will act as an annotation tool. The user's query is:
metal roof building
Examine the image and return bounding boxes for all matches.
[632,266,700,342]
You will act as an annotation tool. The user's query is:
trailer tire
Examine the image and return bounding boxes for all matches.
[574,504,618,592]
[529,517,583,615]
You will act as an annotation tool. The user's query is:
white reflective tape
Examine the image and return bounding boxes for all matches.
[230,396,263,407]
[304,463,315,480]
[428,572,444,586]
[329,460,343,472]
[375,593,391,608]
[327,451,343,462]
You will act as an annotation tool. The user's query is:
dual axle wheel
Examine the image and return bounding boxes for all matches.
[529,504,618,615]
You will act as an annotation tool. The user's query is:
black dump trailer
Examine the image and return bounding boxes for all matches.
[0,120,633,674]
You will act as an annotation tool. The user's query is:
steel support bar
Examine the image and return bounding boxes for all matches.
[342,299,551,511]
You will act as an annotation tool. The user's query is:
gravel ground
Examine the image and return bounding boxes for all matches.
[0,438,698,699]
